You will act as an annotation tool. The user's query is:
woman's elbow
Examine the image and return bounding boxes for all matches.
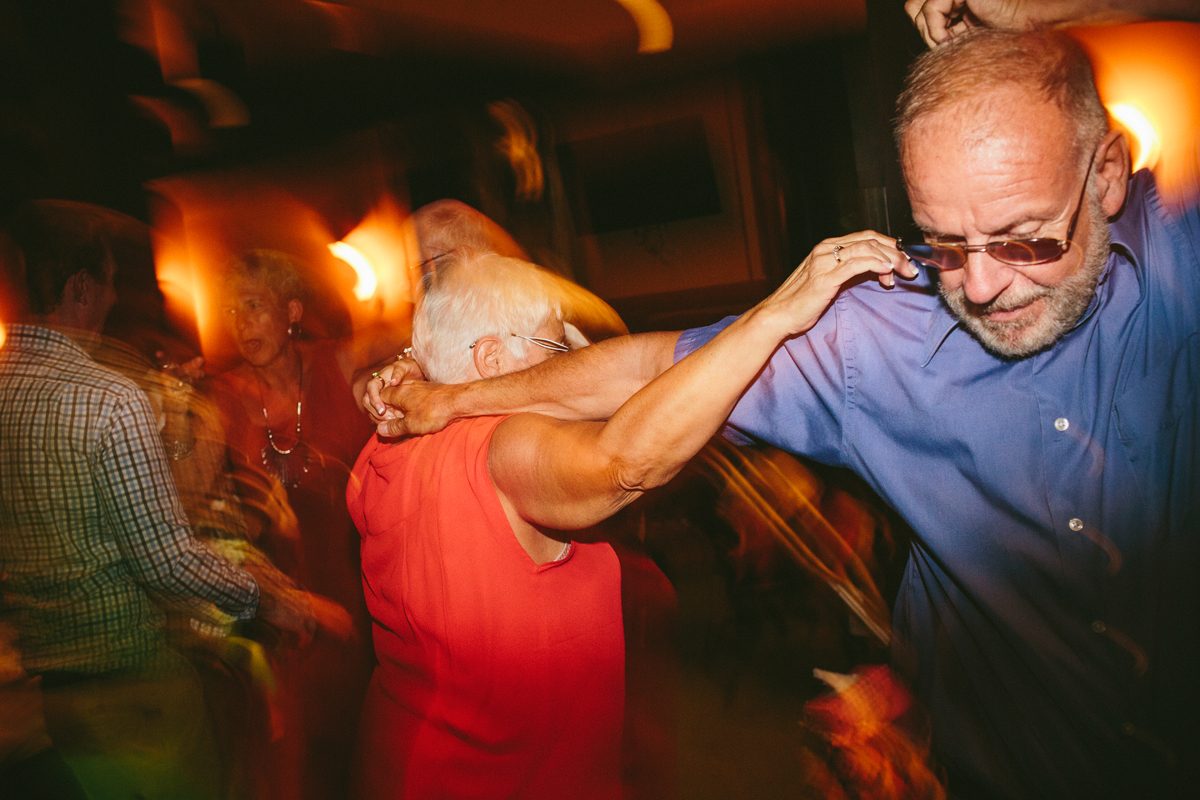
[611,456,684,498]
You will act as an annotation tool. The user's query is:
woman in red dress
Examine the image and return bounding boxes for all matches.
[348,238,906,799]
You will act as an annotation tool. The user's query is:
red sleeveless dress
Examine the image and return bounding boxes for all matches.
[347,416,624,800]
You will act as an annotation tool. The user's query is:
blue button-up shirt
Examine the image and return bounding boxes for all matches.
[676,170,1200,798]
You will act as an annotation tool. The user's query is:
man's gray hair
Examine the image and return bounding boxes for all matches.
[412,252,562,384]
[895,28,1109,164]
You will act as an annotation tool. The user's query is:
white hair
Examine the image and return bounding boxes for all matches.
[411,253,562,383]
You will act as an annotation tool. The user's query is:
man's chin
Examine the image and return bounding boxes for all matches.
[958,313,1058,359]
[944,294,1061,360]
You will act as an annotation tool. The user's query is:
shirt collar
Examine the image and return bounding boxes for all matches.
[920,302,959,367]
[2,323,93,358]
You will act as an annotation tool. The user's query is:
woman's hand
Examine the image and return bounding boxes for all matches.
[375,381,462,438]
[256,587,317,647]
[363,356,465,438]
[156,351,206,384]
[753,231,916,341]
[906,0,992,46]
[363,356,425,422]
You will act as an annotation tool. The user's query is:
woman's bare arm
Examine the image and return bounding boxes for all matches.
[488,232,914,531]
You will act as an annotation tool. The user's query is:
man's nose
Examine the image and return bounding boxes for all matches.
[960,251,1016,305]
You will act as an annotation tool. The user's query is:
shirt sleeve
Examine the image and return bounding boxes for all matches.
[93,387,260,619]
[674,307,850,467]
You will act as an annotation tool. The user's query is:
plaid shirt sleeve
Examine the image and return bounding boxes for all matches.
[94,386,260,619]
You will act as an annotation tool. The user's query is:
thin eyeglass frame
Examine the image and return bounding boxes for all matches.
[468,334,570,352]
[511,333,569,352]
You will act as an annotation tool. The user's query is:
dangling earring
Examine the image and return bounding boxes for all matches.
[288,322,300,339]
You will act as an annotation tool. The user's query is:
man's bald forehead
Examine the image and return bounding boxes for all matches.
[895,27,1108,161]
[903,87,1075,164]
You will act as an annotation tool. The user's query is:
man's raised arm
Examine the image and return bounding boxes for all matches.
[373,330,681,437]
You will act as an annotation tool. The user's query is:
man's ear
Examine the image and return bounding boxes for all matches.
[288,298,304,324]
[67,271,90,306]
[1094,128,1131,218]
[472,336,505,378]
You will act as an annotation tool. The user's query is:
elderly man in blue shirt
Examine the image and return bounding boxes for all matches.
[367,3,1200,797]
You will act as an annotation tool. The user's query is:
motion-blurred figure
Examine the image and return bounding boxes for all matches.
[410,199,627,341]
[210,248,393,800]
[801,665,943,800]
[0,201,316,799]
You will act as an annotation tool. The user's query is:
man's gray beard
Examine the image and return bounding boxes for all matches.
[939,198,1111,360]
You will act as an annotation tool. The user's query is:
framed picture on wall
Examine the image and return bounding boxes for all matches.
[553,76,770,332]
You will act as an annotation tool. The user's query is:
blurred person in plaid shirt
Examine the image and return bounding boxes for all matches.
[0,200,320,800]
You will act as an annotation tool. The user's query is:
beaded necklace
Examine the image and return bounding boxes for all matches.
[255,352,307,487]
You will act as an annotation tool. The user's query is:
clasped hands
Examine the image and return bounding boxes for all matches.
[363,357,452,438]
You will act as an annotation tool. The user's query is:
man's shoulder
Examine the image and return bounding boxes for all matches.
[1110,170,1200,316]
[676,275,943,367]
[58,351,145,407]
[1111,169,1197,251]
[2,327,149,408]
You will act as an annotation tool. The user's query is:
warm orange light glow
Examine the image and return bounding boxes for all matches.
[0,320,6,349]
[338,193,418,321]
[328,241,377,301]
[1072,22,1200,203]
[149,148,416,370]
[1107,103,1161,172]
[613,0,673,54]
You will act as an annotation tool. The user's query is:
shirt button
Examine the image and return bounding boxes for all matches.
[1069,518,1084,531]
[1092,620,1107,634]
[1054,417,1070,431]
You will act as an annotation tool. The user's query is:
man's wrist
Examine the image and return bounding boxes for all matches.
[446,381,474,419]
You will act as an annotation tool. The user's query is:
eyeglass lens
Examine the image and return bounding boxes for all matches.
[900,239,1071,270]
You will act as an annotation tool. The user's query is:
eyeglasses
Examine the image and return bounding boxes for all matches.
[512,333,569,352]
[468,333,569,352]
[898,159,1093,271]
